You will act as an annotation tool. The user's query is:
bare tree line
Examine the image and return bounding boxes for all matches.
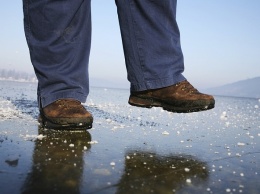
[0,69,37,82]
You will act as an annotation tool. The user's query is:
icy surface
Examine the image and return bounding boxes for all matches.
[0,80,259,194]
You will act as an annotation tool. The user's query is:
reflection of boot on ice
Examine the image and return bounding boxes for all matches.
[21,128,92,194]
[116,151,209,194]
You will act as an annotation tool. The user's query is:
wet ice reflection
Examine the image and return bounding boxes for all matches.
[20,128,210,194]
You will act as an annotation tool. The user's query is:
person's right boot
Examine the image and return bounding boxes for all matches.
[129,80,215,113]
[39,99,93,129]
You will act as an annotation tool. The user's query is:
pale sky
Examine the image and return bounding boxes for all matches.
[1,0,260,89]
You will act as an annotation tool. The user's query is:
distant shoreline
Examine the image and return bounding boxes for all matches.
[0,78,37,83]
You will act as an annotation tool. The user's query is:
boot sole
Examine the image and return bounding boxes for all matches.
[128,95,215,113]
[38,114,93,130]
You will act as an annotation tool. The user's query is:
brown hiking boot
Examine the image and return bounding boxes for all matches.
[39,99,93,129]
[129,80,215,113]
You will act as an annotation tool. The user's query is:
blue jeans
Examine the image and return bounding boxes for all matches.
[23,0,185,107]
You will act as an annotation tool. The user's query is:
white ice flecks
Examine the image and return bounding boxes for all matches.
[37,134,46,140]
[0,97,35,121]
[110,162,116,166]
[226,188,231,192]
[88,140,98,144]
[162,131,170,135]
[186,179,191,183]
[184,168,190,172]
[0,98,21,119]
[106,119,112,123]
[236,153,242,157]
[237,142,246,146]
[220,111,228,120]
[22,134,46,141]
[69,144,74,147]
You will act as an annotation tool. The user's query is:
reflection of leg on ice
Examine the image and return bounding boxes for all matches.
[116,151,209,194]
[21,128,92,193]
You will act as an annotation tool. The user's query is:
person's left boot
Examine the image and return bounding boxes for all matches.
[39,99,93,129]
[129,80,215,113]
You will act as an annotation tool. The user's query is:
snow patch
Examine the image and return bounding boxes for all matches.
[0,98,21,120]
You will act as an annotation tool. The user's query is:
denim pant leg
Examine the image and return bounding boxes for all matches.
[23,0,91,107]
[115,0,186,91]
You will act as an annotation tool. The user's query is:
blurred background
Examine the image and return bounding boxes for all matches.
[1,0,260,92]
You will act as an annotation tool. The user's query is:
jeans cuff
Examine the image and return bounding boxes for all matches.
[130,74,186,91]
[39,91,87,108]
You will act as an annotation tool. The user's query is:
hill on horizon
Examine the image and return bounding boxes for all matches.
[204,77,260,98]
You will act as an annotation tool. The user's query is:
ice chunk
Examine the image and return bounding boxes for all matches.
[226,188,231,192]
[184,168,190,172]
[5,156,19,167]
[88,140,98,144]
[162,131,169,135]
[110,162,116,166]
[237,142,245,146]
[220,111,228,120]
[37,134,46,140]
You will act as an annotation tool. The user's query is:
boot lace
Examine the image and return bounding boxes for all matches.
[178,81,199,94]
